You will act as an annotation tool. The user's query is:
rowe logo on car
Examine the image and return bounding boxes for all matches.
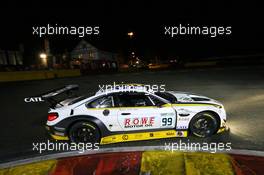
[124,117,155,128]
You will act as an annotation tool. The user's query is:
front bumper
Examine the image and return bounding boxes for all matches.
[217,124,229,134]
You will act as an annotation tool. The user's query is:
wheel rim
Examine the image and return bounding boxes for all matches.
[71,126,96,143]
[192,115,216,137]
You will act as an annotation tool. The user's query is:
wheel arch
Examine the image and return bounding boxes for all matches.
[56,115,110,137]
[67,119,101,138]
[189,110,221,134]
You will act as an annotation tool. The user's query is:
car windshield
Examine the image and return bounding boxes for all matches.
[155,92,177,103]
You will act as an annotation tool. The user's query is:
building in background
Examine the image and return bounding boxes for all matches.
[71,40,118,74]
[0,48,23,71]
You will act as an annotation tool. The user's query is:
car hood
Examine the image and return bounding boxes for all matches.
[167,91,222,105]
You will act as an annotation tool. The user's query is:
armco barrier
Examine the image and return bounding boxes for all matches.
[0,70,81,82]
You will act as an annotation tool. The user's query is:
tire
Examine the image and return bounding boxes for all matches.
[69,121,100,143]
[189,112,219,138]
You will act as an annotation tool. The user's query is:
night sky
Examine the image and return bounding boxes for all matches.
[0,1,263,61]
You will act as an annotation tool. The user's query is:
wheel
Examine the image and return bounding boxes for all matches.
[189,112,219,137]
[69,121,100,143]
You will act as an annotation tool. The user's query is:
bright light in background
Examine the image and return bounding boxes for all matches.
[40,53,47,59]
[128,32,134,38]
[39,53,48,67]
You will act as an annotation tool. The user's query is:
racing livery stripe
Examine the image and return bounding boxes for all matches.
[100,130,188,144]
[49,125,228,142]
[50,134,69,141]
[172,103,222,108]
[87,103,221,110]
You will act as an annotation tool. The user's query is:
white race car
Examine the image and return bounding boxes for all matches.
[43,84,227,144]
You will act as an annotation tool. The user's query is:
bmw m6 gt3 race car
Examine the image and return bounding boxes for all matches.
[43,84,227,144]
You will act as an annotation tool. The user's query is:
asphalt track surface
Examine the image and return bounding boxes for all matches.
[0,65,264,162]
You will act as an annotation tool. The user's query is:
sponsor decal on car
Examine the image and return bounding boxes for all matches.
[176,126,188,129]
[177,117,190,121]
[100,130,188,144]
[122,135,129,140]
[166,131,176,136]
[24,97,44,103]
[124,117,155,128]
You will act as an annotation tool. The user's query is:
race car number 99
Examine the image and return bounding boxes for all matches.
[160,113,175,128]
[162,118,173,126]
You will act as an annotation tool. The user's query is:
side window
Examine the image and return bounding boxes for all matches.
[87,95,113,108]
[116,93,154,107]
[148,95,167,106]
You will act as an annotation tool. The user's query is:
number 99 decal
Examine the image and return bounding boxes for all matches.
[161,117,174,128]
[160,113,175,128]
[162,118,172,126]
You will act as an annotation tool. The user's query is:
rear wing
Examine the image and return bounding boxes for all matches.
[41,84,79,108]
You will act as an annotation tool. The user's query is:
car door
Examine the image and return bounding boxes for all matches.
[85,94,121,132]
[115,92,176,131]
